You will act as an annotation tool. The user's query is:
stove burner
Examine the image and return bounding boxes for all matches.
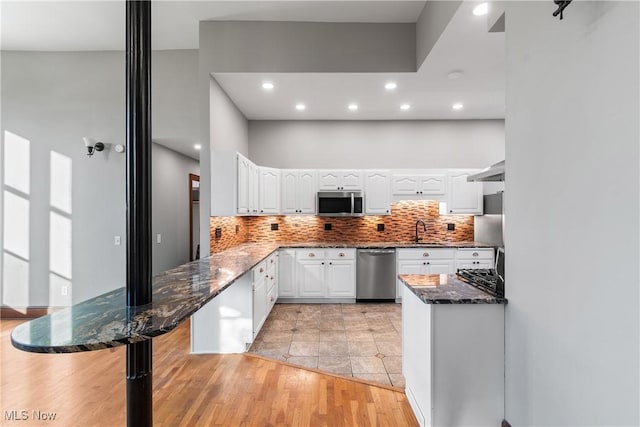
[456,268,504,298]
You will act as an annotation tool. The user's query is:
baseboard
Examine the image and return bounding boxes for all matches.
[502,419,512,427]
[1,307,60,319]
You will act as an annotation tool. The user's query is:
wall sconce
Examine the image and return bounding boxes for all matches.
[83,137,104,157]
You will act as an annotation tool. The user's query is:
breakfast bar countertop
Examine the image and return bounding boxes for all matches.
[10,243,280,353]
[399,274,508,304]
[11,240,497,354]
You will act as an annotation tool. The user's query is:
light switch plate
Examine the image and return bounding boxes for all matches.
[156,234,162,244]
[114,236,121,245]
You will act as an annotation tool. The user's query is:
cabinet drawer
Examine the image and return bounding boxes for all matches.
[297,249,326,260]
[326,248,355,260]
[397,248,456,260]
[252,261,267,282]
[456,248,494,260]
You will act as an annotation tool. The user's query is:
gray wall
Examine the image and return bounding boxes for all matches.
[1,50,199,306]
[199,21,416,72]
[248,119,504,169]
[504,2,639,425]
[151,144,199,276]
[416,1,461,68]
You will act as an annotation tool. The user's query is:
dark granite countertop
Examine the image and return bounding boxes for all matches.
[11,243,280,353]
[399,274,507,304]
[279,241,494,249]
[11,240,495,354]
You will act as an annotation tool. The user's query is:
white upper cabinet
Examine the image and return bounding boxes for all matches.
[281,169,317,214]
[392,174,446,196]
[446,170,483,215]
[258,167,280,214]
[364,170,391,215]
[318,170,363,191]
[236,154,251,214]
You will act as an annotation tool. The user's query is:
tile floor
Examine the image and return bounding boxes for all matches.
[249,303,405,388]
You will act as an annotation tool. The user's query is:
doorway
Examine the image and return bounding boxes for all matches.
[189,173,200,261]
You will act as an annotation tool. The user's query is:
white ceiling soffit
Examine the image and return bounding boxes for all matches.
[213,1,505,120]
[0,1,426,51]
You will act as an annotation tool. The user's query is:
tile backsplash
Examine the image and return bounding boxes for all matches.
[209,200,473,254]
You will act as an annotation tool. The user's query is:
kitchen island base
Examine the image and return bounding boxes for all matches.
[403,285,505,426]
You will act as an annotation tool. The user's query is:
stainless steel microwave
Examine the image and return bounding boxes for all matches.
[317,191,364,217]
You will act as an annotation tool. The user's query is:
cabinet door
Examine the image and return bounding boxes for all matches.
[281,170,298,214]
[425,260,455,274]
[397,260,425,300]
[259,167,280,214]
[365,170,391,215]
[318,171,340,190]
[297,260,325,297]
[253,277,268,336]
[418,174,446,195]
[447,170,483,215]
[278,250,296,297]
[326,260,355,297]
[341,170,363,190]
[392,175,420,195]
[251,163,260,214]
[298,170,317,214]
[236,154,250,214]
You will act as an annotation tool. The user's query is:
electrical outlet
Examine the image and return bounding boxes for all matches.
[156,233,162,244]
[447,223,455,231]
[215,227,222,238]
[270,223,279,231]
[377,224,385,232]
[114,235,121,245]
[61,285,68,296]
[324,223,332,231]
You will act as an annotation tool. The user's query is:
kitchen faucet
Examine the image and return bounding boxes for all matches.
[415,219,427,243]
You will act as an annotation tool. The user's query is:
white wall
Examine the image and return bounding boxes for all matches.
[1,50,199,306]
[248,119,504,169]
[504,2,639,425]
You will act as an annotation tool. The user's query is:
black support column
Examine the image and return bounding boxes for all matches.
[125,1,152,427]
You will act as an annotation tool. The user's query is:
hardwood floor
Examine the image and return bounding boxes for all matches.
[1,319,418,426]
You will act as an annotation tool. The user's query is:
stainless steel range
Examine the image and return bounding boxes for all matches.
[456,248,505,297]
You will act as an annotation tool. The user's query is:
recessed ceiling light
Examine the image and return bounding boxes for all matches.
[400,104,411,111]
[452,103,464,110]
[447,70,464,79]
[385,82,397,90]
[194,144,202,150]
[348,103,359,111]
[295,103,306,111]
[473,3,488,16]
[261,82,274,90]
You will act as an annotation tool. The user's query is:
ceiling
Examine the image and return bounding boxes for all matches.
[1,1,505,157]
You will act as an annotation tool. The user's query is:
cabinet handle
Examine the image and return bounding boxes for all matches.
[309,253,315,258]
[386,210,389,213]
[329,262,332,265]
[423,252,429,257]
[416,191,419,194]
[473,252,479,257]
[449,210,453,213]
[322,262,325,265]
[260,210,264,213]
[259,267,264,273]
[426,262,430,265]
[339,252,345,257]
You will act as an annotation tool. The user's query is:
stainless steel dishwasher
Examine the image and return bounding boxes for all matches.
[356,249,396,300]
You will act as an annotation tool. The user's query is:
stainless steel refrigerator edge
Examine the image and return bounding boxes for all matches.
[356,249,397,300]
[474,192,504,248]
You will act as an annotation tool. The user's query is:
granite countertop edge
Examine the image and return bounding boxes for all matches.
[11,240,496,353]
[399,274,508,305]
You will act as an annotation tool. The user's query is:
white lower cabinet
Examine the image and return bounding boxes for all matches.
[191,252,279,354]
[403,286,505,426]
[297,259,325,297]
[279,248,356,300]
[455,248,494,269]
[396,249,456,300]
